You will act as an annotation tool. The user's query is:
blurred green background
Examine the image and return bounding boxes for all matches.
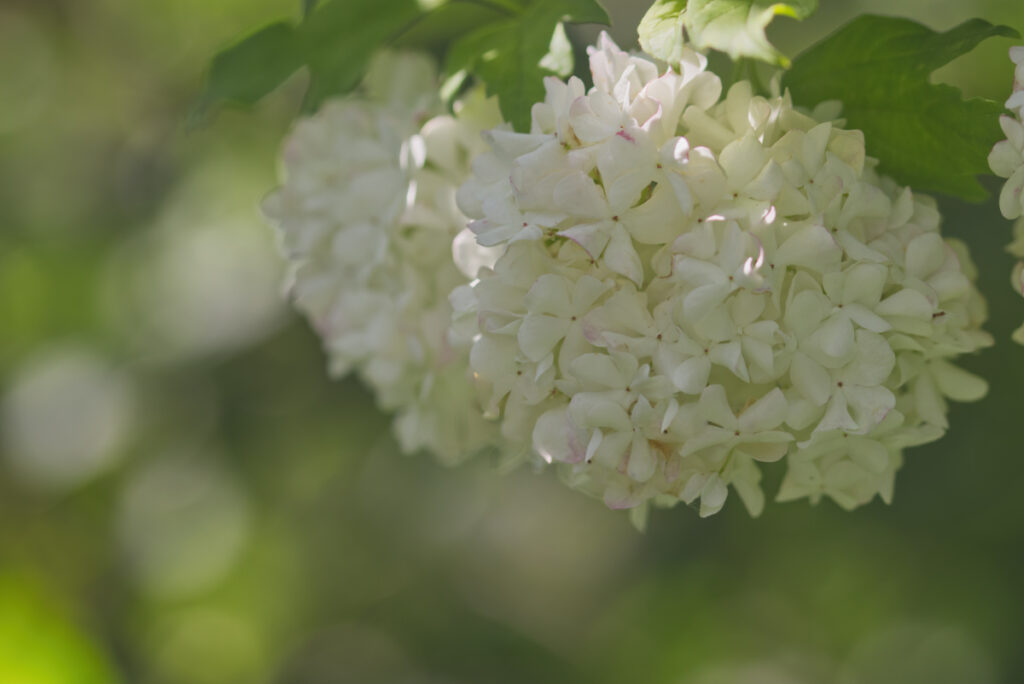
[1,0,1023,682]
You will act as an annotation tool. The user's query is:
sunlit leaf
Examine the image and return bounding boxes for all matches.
[784,15,1020,201]
[641,0,816,66]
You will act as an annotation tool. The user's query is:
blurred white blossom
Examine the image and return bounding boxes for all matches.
[1,345,134,489]
[264,52,503,464]
[990,46,1024,343]
[457,33,991,518]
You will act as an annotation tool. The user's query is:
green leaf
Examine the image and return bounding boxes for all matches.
[300,0,425,110]
[687,0,817,66]
[783,16,1020,202]
[638,0,817,67]
[447,0,609,131]
[638,0,687,65]
[195,22,303,117]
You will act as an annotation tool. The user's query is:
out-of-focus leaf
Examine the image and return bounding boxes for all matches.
[196,0,427,118]
[0,573,119,684]
[447,0,609,131]
[300,0,424,110]
[195,22,303,117]
[783,16,1020,201]
[686,0,817,66]
[394,2,507,51]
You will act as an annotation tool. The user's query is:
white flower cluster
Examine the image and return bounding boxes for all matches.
[454,33,991,517]
[264,52,502,464]
[988,46,1024,344]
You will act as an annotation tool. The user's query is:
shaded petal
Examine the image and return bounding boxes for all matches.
[738,388,787,432]
[517,313,571,362]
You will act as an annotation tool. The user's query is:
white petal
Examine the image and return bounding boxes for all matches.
[533,408,584,463]
[603,225,645,286]
[627,435,657,482]
[517,313,571,362]
[569,353,624,388]
[671,355,711,394]
[738,388,787,433]
[877,289,934,320]
[525,274,572,316]
[791,352,832,405]
[930,360,988,402]
[843,384,895,431]
[698,384,737,428]
[568,393,633,431]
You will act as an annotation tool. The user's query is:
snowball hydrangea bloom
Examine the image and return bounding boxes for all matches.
[989,46,1024,343]
[264,51,502,464]
[988,47,1024,220]
[454,33,991,518]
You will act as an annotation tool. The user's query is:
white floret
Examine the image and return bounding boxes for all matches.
[264,52,503,464]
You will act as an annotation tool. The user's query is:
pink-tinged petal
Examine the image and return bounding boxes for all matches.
[603,481,641,510]
[533,407,584,464]
[558,221,612,259]
[844,384,896,431]
[999,165,1024,220]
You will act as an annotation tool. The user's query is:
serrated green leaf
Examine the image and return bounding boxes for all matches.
[195,22,303,117]
[447,0,609,131]
[300,0,424,110]
[783,16,1020,202]
[687,0,817,66]
[638,0,687,65]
